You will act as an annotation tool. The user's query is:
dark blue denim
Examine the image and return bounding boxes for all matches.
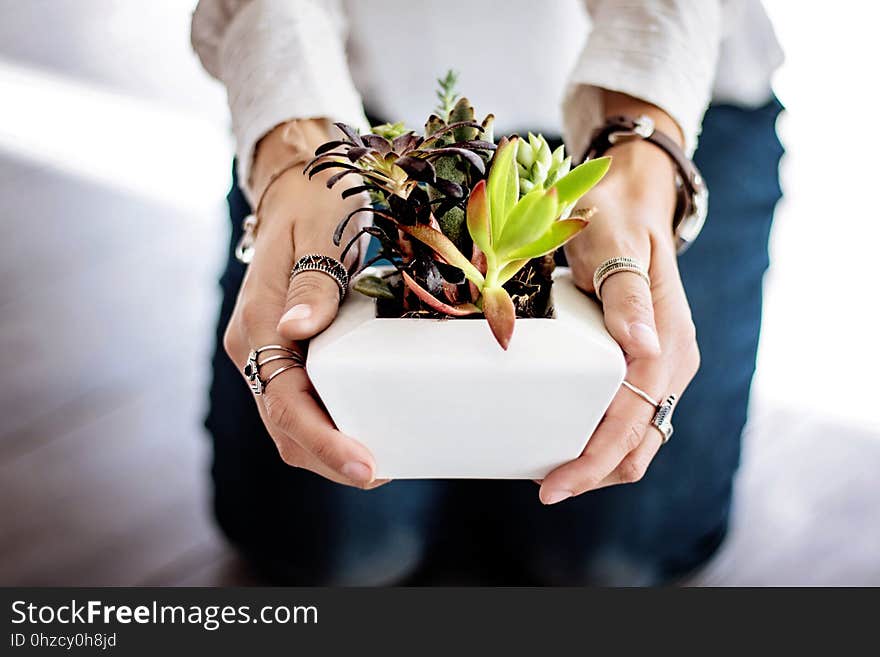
[205,99,784,585]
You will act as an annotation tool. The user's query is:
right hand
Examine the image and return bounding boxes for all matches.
[223,126,384,489]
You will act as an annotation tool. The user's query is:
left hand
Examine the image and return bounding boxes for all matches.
[538,139,701,504]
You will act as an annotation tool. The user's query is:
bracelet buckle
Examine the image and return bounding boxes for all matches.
[234,214,257,264]
[676,175,709,252]
[607,114,655,144]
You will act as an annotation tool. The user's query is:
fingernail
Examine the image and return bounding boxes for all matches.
[341,461,373,484]
[629,322,661,353]
[541,489,573,505]
[279,303,312,325]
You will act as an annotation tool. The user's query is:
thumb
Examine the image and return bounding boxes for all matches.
[277,264,343,341]
[599,272,661,359]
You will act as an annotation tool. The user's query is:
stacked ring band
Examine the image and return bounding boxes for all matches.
[592,257,651,301]
[620,380,677,444]
[652,394,677,443]
[621,380,659,407]
[291,254,350,301]
[244,344,305,395]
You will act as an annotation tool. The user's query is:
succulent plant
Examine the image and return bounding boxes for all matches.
[401,137,610,348]
[423,75,495,251]
[371,121,409,140]
[306,72,612,350]
[305,122,493,202]
[434,70,460,119]
[303,113,494,312]
[517,133,580,218]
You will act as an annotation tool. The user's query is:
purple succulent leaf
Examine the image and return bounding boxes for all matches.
[340,225,391,264]
[422,121,485,145]
[392,132,422,153]
[345,146,371,162]
[430,178,464,198]
[445,140,497,151]
[314,139,356,156]
[340,185,372,199]
[395,155,437,183]
[434,260,467,285]
[325,168,373,188]
[332,206,383,245]
[309,151,355,161]
[331,168,393,190]
[425,147,486,174]
[333,122,364,147]
[306,160,358,179]
[361,134,392,155]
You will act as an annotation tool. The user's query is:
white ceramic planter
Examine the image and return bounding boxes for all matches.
[307,266,626,479]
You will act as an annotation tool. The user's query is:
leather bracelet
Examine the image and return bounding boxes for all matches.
[584,114,709,253]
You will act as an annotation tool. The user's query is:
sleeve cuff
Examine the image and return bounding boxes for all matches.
[218,0,369,203]
[563,0,722,159]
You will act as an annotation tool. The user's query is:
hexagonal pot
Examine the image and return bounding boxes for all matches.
[307,266,625,479]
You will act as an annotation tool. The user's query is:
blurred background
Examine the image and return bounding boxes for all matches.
[0,0,877,585]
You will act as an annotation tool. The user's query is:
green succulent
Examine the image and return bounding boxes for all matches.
[434,70,460,119]
[421,72,495,250]
[371,121,409,140]
[516,133,577,217]
[401,137,610,349]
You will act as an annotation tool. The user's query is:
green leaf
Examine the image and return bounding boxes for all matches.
[516,138,534,168]
[536,137,552,168]
[398,223,485,287]
[434,70,460,119]
[487,137,520,244]
[450,96,478,142]
[466,179,491,254]
[480,114,495,143]
[528,132,542,153]
[353,275,395,300]
[496,259,529,286]
[480,286,516,350]
[497,188,558,254]
[505,218,590,260]
[550,156,611,207]
[402,272,480,316]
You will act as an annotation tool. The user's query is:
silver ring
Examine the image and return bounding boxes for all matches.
[593,257,650,301]
[257,354,302,368]
[291,254,349,301]
[620,381,676,444]
[244,345,304,395]
[652,395,677,444]
[263,363,304,388]
[621,380,660,407]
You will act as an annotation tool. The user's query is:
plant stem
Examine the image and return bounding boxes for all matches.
[484,252,500,289]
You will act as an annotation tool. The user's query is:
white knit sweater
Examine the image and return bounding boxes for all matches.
[191,0,782,203]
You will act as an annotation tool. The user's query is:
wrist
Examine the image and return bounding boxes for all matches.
[587,140,678,226]
[588,93,708,254]
[257,160,368,258]
[251,119,332,200]
[601,90,684,147]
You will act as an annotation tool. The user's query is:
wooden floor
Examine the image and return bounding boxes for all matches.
[0,1,877,586]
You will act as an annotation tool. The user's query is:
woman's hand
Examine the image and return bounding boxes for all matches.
[538,103,701,504]
[223,121,385,489]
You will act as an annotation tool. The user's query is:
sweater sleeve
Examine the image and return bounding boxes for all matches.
[563,0,722,159]
[191,0,369,203]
